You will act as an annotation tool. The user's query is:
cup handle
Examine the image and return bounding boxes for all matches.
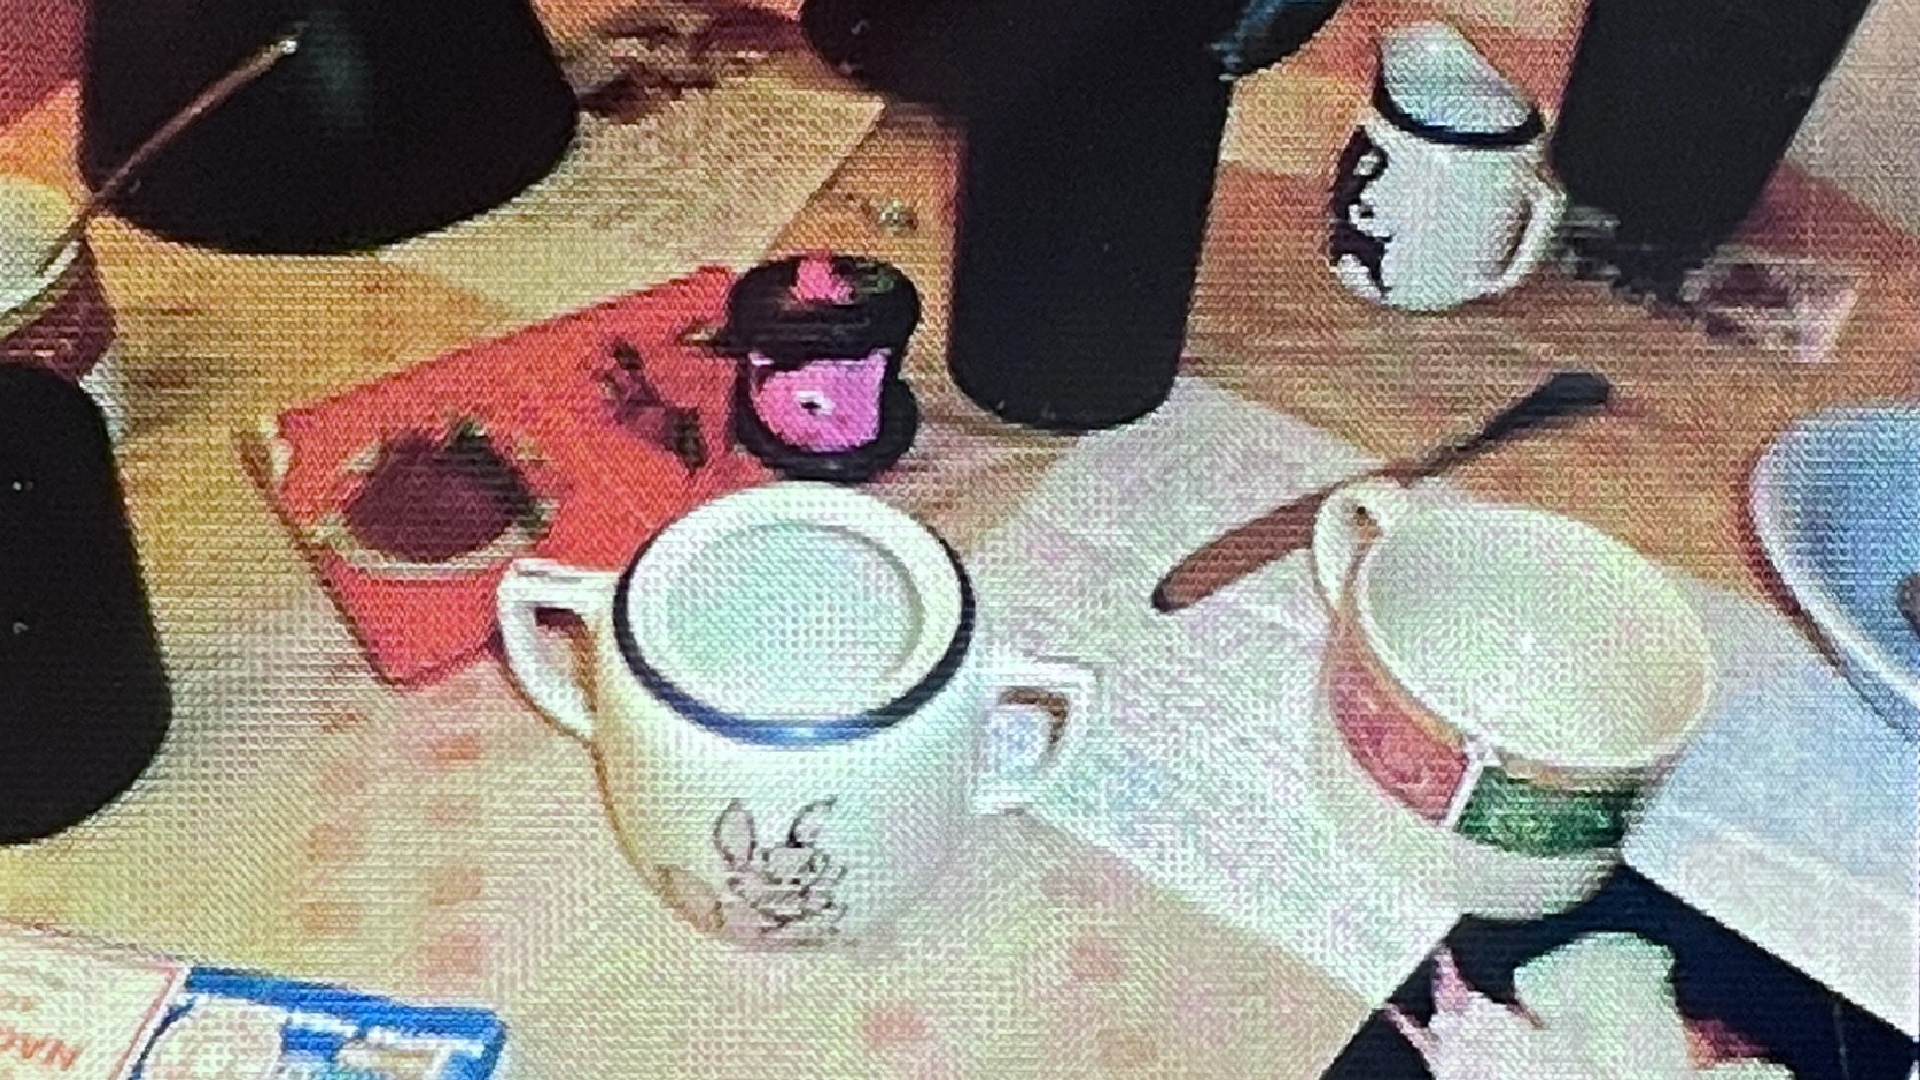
[1310,477,1417,612]
[1481,173,1567,298]
[497,557,618,741]
[973,654,1100,815]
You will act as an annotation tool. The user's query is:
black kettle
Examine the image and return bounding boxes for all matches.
[79,0,578,253]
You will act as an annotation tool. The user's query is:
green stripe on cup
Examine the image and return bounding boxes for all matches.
[1453,767,1636,856]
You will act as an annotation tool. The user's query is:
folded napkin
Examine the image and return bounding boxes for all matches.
[257,268,770,685]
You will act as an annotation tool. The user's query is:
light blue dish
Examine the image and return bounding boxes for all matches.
[1750,404,1920,740]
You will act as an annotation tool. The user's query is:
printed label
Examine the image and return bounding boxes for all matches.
[1324,629,1642,857]
[0,928,187,1080]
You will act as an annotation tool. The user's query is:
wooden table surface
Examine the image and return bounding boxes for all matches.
[1,5,1916,1077]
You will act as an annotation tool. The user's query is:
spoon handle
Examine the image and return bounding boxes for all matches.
[1415,370,1612,476]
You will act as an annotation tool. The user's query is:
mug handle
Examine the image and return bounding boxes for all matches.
[497,557,619,741]
[973,655,1100,815]
[1310,477,1417,611]
[1480,173,1567,299]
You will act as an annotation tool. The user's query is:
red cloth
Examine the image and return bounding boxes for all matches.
[0,0,79,127]
[267,267,770,685]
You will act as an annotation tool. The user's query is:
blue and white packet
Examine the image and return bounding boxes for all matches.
[127,969,503,1080]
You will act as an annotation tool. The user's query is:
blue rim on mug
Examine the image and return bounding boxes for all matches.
[610,528,978,749]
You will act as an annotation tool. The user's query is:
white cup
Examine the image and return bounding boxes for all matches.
[1328,21,1566,312]
[1303,479,1714,919]
[497,481,1097,946]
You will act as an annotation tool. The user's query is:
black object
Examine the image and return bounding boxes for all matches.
[1416,370,1612,474]
[800,0,1344,432]
[1,366,170,845]
[1323,869,1919,1080]
[731,377,919,483]
[80,0,577,254]
[1550,0,1872,298]
[714,254,922,483]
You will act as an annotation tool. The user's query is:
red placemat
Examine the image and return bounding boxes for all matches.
[250,267,771,686]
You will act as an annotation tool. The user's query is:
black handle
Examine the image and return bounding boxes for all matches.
[1426,370,1612,473]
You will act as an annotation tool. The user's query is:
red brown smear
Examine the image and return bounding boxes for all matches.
[342,424,535,563]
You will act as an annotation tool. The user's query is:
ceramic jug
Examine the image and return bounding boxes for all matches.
[1328,22,1564,312]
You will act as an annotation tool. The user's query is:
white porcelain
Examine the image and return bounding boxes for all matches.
[498,482,1096,947]
[1328,21,1564,312]
[0,175,78,334]
[1749,404,1920,740]
[1,175,123,441]
[1306,479,1714,918]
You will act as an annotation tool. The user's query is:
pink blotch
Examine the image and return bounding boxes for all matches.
[416,721,489,765]
[1067,934,1127,983]
[861,1001,931,1050]
[303,819,366,864]
[426,864,485,907]
[419,923,487,983]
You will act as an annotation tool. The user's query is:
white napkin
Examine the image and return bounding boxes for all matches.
[971,378,1465,1004]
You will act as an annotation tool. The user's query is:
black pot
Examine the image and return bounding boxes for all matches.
[1,365,169,845]
[801,0,1345,431]
[1550,0,1872,293]
[80,0,578,253]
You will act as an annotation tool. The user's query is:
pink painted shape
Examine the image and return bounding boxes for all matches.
[790,254,853,303]
[862,1001,932,1050]
[748,352,887,452]
[426,865,486,907]
[1326,638,1467,821]
[1067,933,1128,983]
[419,922,487,983]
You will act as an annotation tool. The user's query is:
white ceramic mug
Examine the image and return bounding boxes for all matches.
[497,482,1096,946]
[1304,479,1713,919]
[1328,21,1565,312]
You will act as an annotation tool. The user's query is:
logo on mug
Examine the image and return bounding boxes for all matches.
[656,799,849,945]
[1328,130,1393,297]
